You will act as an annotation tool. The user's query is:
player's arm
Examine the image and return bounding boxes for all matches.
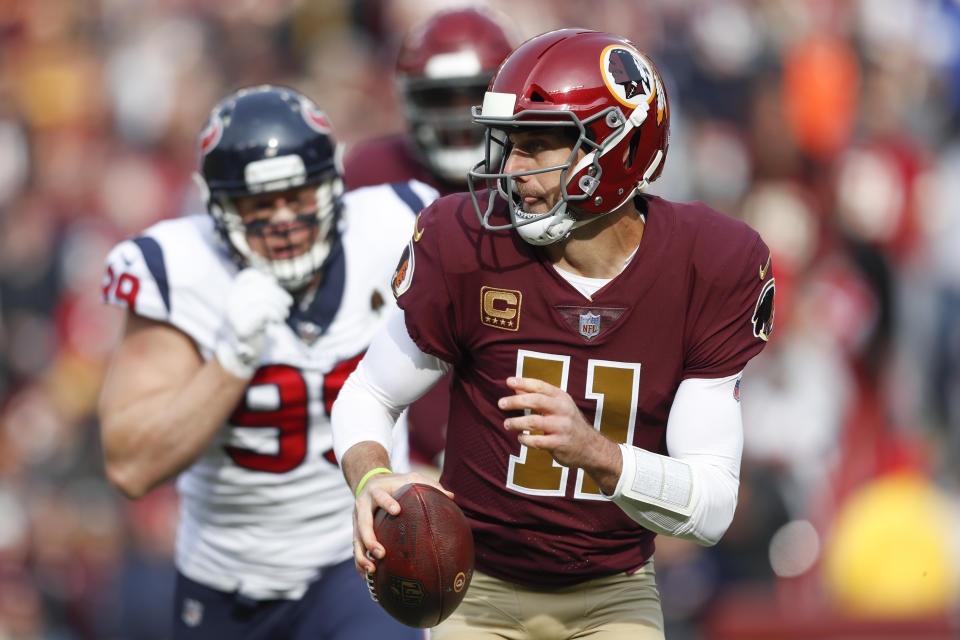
[603,229,771,544]
[500,371,744,546]
[331,310,451,573]
[99,266,292,499]
[97,312,251,499]
[607,372,744,546]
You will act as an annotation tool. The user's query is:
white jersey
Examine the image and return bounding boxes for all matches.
[102,180,438,600]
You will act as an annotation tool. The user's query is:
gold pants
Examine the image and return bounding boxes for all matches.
[430,561,664,640]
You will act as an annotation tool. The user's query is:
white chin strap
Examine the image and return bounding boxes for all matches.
[514,202,625,247]
[513,203,577,246]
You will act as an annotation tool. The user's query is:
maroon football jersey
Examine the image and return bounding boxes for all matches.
[392,191,774,588]
[343,134,459,196]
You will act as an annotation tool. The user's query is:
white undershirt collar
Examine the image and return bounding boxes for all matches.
[553,245,640,299]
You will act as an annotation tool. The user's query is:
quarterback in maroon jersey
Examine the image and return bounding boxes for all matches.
[332,30,774,640]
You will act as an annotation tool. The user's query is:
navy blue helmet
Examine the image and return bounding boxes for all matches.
[196,85,344,290]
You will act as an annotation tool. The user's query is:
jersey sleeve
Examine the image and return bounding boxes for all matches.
[683,230,774,379]
[390,199,460,363]
[101,218,227,352]
[102,236,172,322]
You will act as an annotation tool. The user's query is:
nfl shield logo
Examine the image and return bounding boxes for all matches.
[579,312,601,339]
[182,598,204,627]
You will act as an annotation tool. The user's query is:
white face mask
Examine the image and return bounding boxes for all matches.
[209,178,342,291]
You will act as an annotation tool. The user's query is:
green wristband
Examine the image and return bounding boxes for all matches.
[355,467,392,497]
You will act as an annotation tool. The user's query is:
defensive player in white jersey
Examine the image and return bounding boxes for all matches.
[98,86,434,639]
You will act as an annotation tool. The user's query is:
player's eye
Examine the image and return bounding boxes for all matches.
[245,218,270,233]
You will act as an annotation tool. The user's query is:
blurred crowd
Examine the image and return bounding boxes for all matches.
[1,0,959,638]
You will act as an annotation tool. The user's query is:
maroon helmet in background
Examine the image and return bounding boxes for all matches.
[395,7,514,186]
[469,29,671,245]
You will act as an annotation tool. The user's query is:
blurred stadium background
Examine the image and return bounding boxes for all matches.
[0,0,959,638]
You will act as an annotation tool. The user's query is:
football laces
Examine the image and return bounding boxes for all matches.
[364,549,379,602]
[365,571,378,602]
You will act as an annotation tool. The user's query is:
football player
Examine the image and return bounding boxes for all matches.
[98,85,435,639]
[344,7,514,195]
[332,30,775,640]
[343,6,514,473]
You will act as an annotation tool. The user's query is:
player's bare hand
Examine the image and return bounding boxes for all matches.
[499,376,617,472]
[352,471,452,575]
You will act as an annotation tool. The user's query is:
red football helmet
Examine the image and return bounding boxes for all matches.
[395,8,514,185]
[468,29,670,245]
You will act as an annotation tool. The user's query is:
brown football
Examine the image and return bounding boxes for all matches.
[369,483,474,628]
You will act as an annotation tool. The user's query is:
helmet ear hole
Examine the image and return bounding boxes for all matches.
[624,129,642,170]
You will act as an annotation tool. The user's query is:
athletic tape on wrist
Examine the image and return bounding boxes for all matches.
[616,443,694,516]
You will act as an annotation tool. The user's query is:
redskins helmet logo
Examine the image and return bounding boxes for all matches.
[300,98,333,134]
[600,45,667,125]
[198,115,223,156]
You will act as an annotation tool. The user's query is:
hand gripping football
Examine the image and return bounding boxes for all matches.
[368,483,474,628]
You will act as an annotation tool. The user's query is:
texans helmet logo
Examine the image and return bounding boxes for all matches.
[199,116,223,156]
[301,99,333,134]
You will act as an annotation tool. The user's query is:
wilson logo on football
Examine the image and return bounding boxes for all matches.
[388,576,426,606]
[480,286,521,332]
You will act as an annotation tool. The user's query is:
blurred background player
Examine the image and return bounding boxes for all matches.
[97,85,435,639]
[344,7,514,195]
[344,7,515,473]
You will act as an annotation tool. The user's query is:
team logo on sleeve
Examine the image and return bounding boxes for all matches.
[392,241,414,298]
[481,286,521,331]
[752,278,776,341]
